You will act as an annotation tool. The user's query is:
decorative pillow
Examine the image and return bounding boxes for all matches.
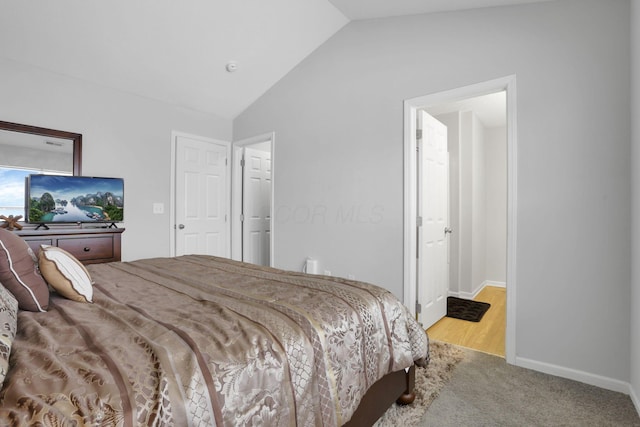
[38,245,93,303]
[0,283,18,388]
[0,228,49,312]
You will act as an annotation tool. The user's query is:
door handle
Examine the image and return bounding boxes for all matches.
[178,224,185,229]
[444,227,453,234]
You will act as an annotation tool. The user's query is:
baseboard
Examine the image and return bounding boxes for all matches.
[449,286,483,300]
[484,280,506,288]
[449,290,478,300]
[515,356,631,395]
[631,384,640,415]
[449,280,506,300]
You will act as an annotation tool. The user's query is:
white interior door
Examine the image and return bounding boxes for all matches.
[242,146,271,265]
[175,134,229,257]
[418,110,450,328]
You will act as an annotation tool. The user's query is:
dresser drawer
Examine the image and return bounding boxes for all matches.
[58,236,114,261]
[17,228,123,265]
[24,239,53,257]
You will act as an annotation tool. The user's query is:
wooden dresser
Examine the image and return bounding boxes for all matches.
[16,227,124,265]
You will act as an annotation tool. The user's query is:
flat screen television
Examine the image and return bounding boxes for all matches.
[26,175,124,227]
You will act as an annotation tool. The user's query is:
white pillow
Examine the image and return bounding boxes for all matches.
[38,245,93,303]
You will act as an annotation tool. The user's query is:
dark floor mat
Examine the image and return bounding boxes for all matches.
[446,297,490,322]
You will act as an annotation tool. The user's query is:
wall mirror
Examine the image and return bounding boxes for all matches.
[0,120,82,220]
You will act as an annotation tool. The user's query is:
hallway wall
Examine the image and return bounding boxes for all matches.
[436,111,506,297]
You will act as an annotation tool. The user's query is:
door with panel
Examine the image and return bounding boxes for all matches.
[418,110,450,329]
[242,146,271,266]
[175,135,230,257]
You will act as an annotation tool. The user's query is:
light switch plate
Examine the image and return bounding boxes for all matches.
[153,203,164,214]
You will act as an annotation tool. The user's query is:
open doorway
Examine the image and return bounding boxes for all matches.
[403,76,518,364]
[422,92,507,357]
[231,133,275,267]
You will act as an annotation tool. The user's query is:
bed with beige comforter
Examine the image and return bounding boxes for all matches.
[0,255,428,426]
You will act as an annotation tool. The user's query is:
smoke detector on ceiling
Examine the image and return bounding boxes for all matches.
[225,61,238,73]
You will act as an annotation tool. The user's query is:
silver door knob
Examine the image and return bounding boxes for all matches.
[444,227,453,234]
[178,224,185,229]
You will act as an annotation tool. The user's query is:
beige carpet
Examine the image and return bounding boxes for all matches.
[422,348,640,426]
[375,340,464,427]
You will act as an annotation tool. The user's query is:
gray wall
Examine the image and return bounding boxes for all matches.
[0,58,232,262]
[469,112,486,297]
[631,0,640,410]
[234,0,632,385]
[435,112,462,295]
[485,127,507,285]
[436,111,506,297]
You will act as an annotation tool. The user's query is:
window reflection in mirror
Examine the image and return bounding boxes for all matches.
[0,124,80,221]
[0,168,72,218]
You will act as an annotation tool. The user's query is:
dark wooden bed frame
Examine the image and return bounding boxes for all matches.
[343,364,416,426]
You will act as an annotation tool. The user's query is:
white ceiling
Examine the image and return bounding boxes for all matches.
[327,0,554,20]
[0,1,550,120]
[0,1,348,120]
[0,130,73,153]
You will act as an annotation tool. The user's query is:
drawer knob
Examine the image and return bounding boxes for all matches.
[83,247,91,252]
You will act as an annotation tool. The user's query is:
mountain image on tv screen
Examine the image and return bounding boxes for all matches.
[27,175,124,223]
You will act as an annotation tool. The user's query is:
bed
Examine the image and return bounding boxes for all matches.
[0,232,428,426]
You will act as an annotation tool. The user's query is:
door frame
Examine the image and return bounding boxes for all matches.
[403,75,518,364]
[231,132,275,266]
[170,130,231,257]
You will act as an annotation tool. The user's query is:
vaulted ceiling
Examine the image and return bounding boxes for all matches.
[328,0,553,20]
[0,1,553,120]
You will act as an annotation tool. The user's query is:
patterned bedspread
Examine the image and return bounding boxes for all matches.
[0,255,428,426]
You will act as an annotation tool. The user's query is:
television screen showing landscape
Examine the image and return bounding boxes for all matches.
[27,175,124,223]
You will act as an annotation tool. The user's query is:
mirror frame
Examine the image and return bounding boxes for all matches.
[0,120,82,175]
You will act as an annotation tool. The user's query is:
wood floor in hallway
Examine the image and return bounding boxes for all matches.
[426,286,506,357]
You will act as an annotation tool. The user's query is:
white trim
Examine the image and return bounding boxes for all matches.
[403,102,418,314]
[231,132,275,267]
[631,384,640,415]
[170,132,177,257]
[447,280,506,300]
[449,286,484,301]
[448,289,482,300]
[403,75,518,364]
[505,77,518,366]
[516,356,632,395]
[484,280,506,288]
[170,131,232,258]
